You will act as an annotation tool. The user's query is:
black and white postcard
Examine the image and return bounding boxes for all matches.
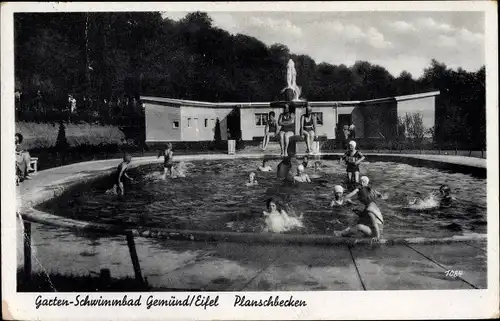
[1,1,498,320]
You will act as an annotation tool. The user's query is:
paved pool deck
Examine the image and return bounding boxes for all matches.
[14,153,487,290]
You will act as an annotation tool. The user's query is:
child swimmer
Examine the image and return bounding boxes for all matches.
[258,159,273,172]
[246,172,259,186]
[293,164,311,183]
[334,176,386,242]
[263,198,303,233]
[330,185,356,207]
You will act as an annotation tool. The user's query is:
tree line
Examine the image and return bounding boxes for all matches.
[14,12,485,148]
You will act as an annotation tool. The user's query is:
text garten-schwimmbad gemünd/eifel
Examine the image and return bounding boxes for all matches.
[34,294,308,310]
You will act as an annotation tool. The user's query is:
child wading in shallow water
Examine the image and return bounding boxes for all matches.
[330,185,355,207]
[158,143,174,179]
[334,176,386,241]
[246,172,259,186]
[435,184,456,208]
[258,159,273,172]
[293,165,311,183]
[339,140,365,185]
[115,153,134,196]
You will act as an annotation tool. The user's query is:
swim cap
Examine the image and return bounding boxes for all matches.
[440,185,451,194]
[348,141,356,147]
[297,164,305,172]
[334,185,344,193]
[360,176,369,185]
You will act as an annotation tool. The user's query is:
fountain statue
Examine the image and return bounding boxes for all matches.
[270,58,310,168]
[281,59,302,101]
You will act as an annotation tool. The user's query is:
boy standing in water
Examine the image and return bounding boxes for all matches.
[334,176,386,241]
[158,143,174,179]
[339,140,365,185]
[116,153,133,196]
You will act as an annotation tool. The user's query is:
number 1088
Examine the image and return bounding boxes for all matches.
[445,270,464,278]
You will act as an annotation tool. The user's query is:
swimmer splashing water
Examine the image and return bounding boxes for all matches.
[263,198,303,233]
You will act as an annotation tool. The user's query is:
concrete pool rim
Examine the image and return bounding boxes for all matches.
[18,153,487,246]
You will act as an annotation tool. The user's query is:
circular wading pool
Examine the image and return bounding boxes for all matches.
[36,156,487,240]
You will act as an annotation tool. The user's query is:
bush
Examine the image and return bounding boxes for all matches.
[65,123,126,147]
[15,121,59,149]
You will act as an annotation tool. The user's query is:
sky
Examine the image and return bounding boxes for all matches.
[161,11,485,78]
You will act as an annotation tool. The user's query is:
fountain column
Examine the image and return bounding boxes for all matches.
[270,59,308,156]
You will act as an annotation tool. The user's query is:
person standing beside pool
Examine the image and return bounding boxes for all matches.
[278,104,295,157]
[115,153,134,196]
[300,103,316,155]
[158,143,174,179]
[339,140,365,185]
[15,133,33,183]
[334,176,385,241]
[262,111,278,151]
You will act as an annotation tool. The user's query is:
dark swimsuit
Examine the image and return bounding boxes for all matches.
[163,151,173,168]
[303,115,314,132]
[280,113,295,133]
[344,150,363,172]
[268,121,277,133]
[357,187,384,234]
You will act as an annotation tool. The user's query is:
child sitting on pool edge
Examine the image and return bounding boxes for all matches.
[334,176,385,241]
[258,159,273,172]
[115,153,134,196]
[246,172,259,186]
[330,185,356,207]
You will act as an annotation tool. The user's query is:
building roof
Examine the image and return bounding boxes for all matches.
[141,91,440,109]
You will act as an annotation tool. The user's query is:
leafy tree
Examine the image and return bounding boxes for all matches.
[14,12,486,151]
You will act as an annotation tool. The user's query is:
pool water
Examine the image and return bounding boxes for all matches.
[38,157,487,239]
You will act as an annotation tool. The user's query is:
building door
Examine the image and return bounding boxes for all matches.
[338,114,352,128]
[227,108,241,140]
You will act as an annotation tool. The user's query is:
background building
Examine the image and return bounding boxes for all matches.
[141,91,439,143]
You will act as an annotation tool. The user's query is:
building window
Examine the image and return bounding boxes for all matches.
[255,113,268,126]
[172,121,179,129]
[204,119,208,127]
[187,118,192,128]
[312,112,323,126]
